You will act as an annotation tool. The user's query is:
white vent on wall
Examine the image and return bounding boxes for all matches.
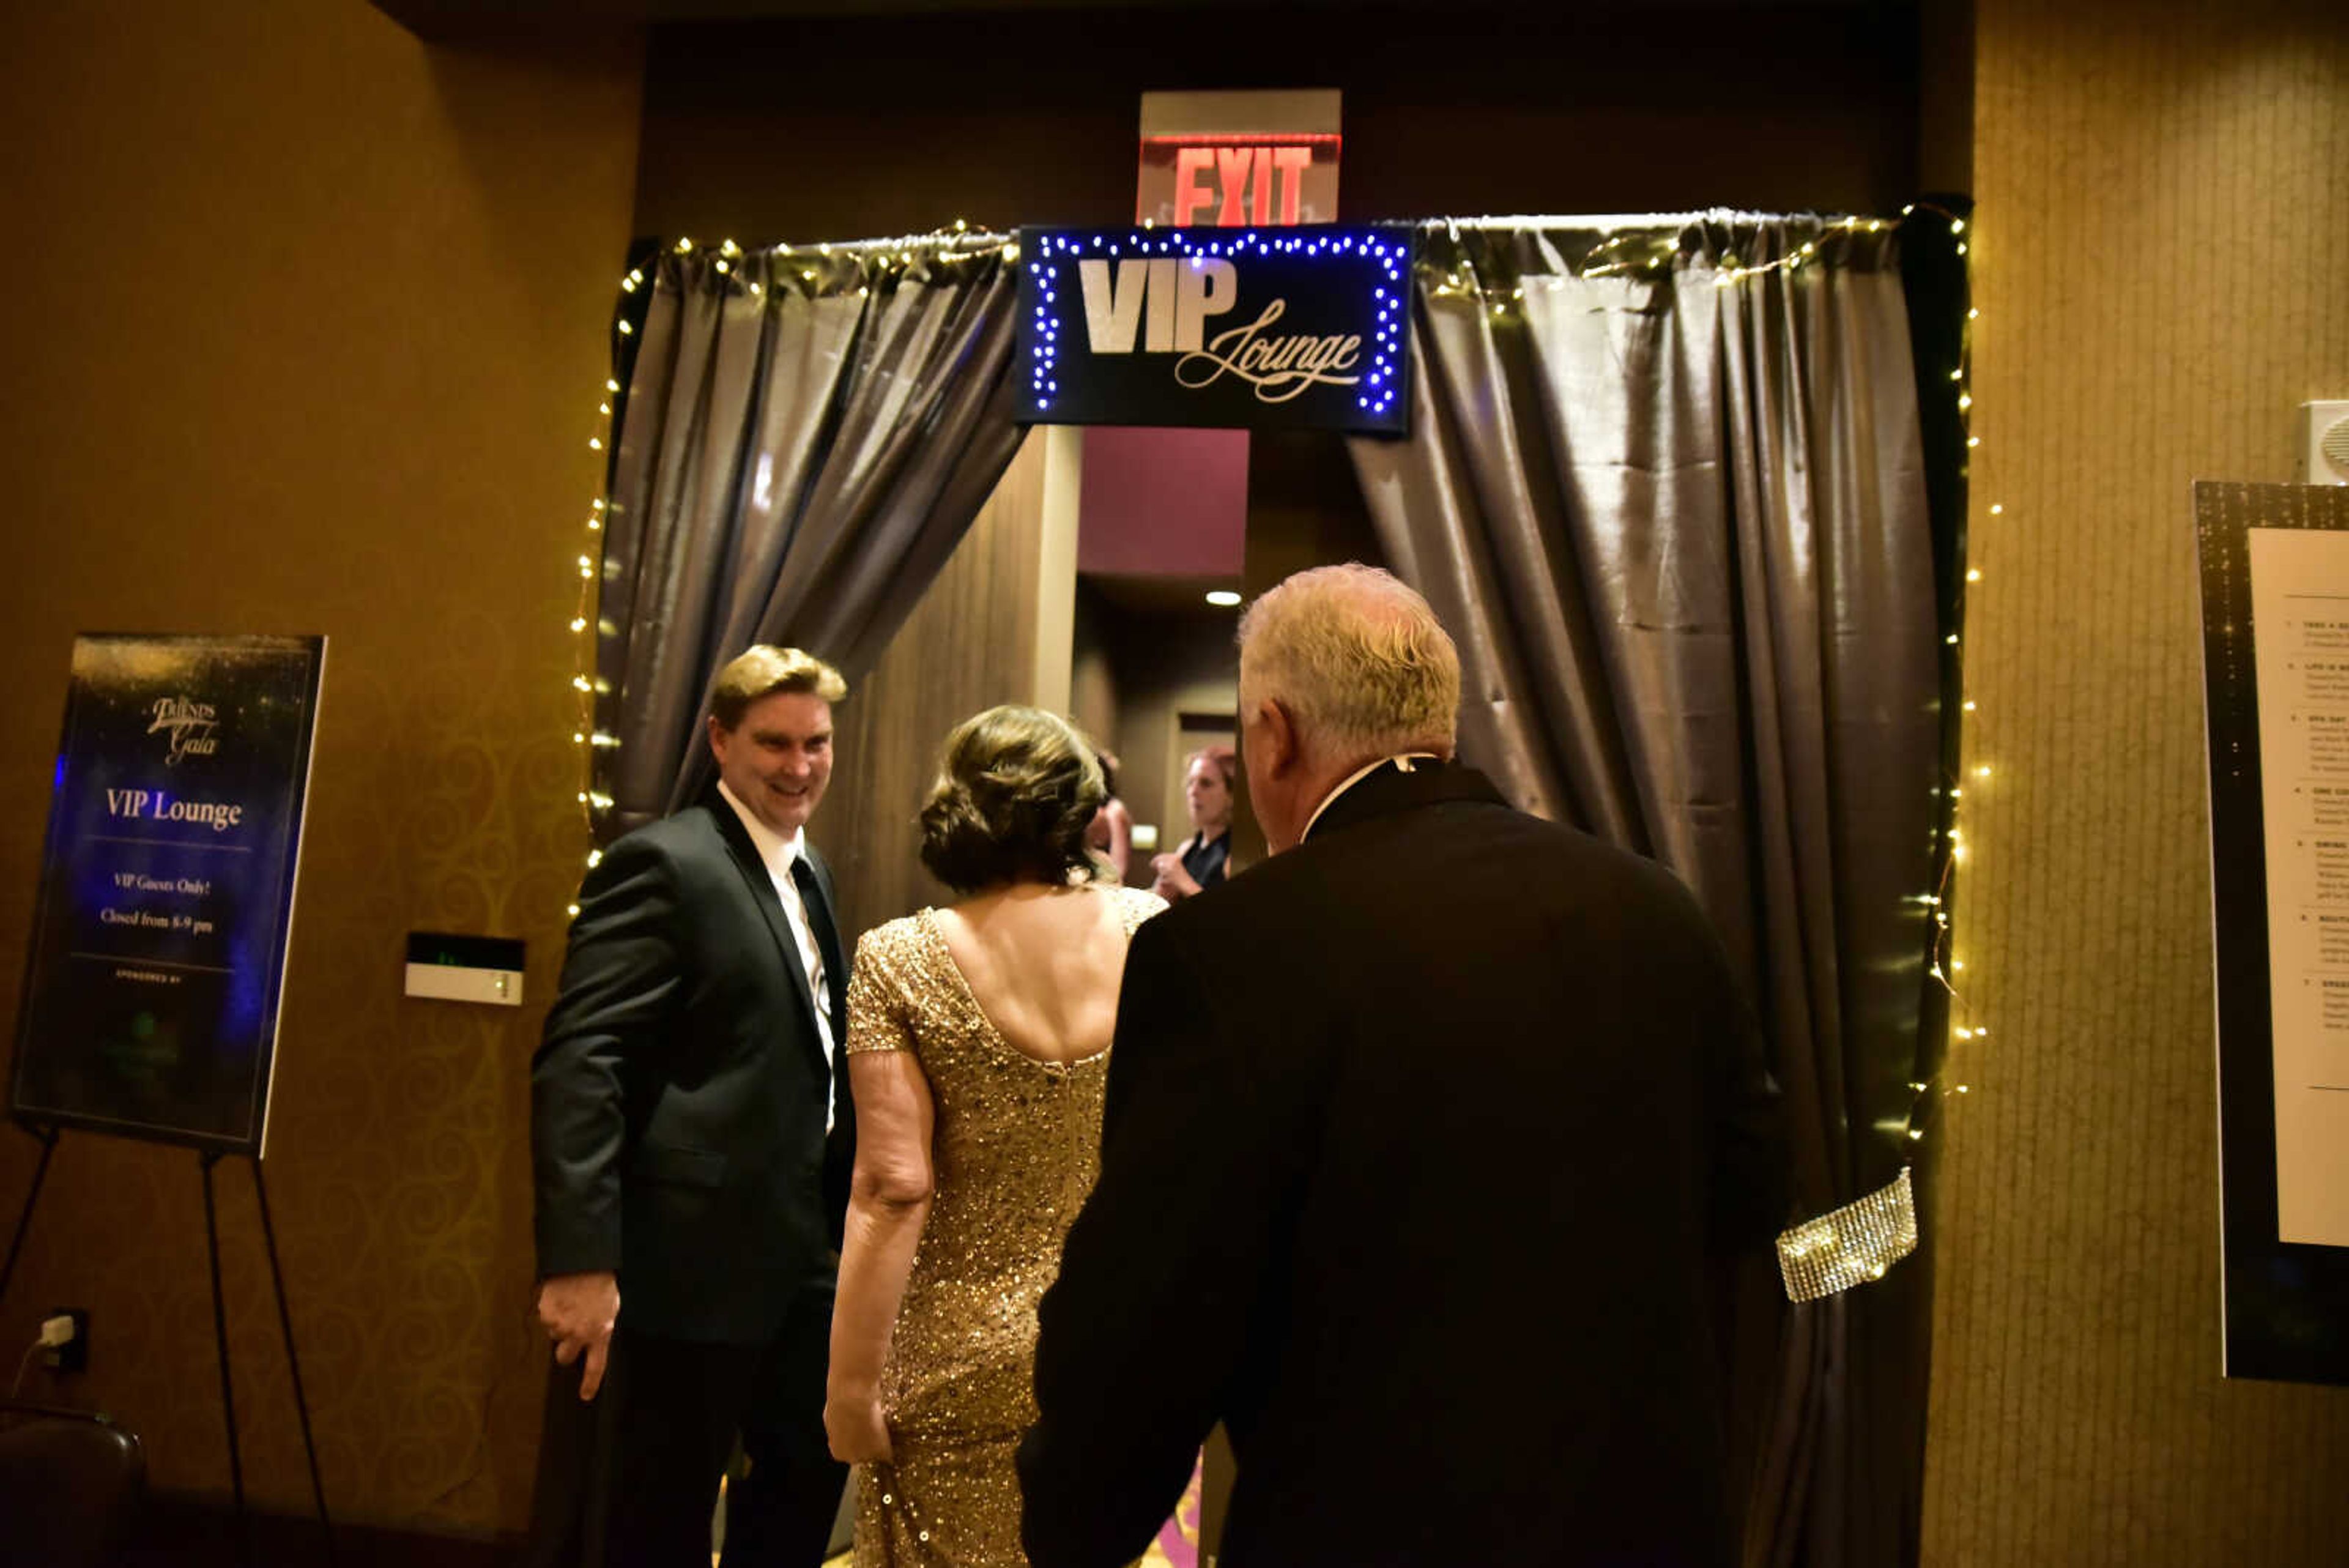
[2302,401,2349,485]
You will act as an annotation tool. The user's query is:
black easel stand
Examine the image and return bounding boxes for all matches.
[4,1125,337,1566]
[0,1123,60,1306]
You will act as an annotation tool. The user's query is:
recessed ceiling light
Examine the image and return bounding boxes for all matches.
[1204,590,1242,608]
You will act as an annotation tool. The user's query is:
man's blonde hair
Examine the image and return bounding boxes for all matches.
[1238,564,1459,759]
[708,646,847,728]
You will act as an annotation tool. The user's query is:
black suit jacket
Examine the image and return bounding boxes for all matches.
[531,793,853,1345]
[1020,760,1785,1568]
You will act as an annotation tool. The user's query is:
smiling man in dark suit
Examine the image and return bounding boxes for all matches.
[527,645,856,1568]
[1020,566,1786,1568]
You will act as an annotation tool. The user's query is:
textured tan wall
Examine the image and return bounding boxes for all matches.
[0,1,640,1537]
[1923,4,2349,1562]
[822,429,1063,942]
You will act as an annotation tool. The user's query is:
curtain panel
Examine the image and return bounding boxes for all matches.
[590,231,1025,841]
[1348,214,1943,1568]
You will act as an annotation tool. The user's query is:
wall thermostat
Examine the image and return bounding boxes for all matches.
[2300,401,2349,485]
[404,931,527,1006]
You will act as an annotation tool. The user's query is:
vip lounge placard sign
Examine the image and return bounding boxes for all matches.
[1016,225,1414,436]
[10,634,324,1154]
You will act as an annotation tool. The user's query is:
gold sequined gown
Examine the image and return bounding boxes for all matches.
[843,888,1163,1567]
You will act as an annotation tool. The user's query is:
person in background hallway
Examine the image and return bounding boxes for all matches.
[1148,745,1234,901]
[1019,565,1788,1568]
[1083,748,1134,883]
[823,706,1163,1566]
[528,646,856,1568]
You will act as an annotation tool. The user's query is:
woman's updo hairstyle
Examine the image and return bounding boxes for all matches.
[918,706,1109,893]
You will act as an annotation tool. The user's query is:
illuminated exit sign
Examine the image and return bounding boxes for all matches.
[1135,89,1340,229]
[1151,136,1336,226]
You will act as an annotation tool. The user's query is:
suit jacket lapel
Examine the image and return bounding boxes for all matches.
[799,845,856,1152]
[796,845,850,1046]
[699,798,831,1074]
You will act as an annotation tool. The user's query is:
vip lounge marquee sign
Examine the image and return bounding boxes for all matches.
[1016,225,1414,436]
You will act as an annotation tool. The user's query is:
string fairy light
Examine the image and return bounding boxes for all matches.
[1376,209,1979,1301]
[1419,212,1900,325]
[558,225,1019,921]
[558,217,1990,1220]
[1909,196,1984,1161]
[1415,215,1986,1251]
[558,255,651,921]
[1771,199,1976,1301]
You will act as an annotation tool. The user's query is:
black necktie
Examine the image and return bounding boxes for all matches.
[788,856,852,1126]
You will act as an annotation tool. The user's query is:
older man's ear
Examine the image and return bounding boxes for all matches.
[1243,696,1302,780]
[1240,696,1314,853]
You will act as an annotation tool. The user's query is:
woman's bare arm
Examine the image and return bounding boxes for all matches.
[824,1042,937,1462]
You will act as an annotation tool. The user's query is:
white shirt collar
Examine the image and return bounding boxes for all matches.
[716,778,806,875]
[1299,752,1441,843]
[716,778,837,1108]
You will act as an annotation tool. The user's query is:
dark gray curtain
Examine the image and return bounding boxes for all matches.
[590,231,1025,841]
[1347,214,1939,1568]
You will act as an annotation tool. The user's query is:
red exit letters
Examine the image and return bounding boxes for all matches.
[1172,144,1315,227]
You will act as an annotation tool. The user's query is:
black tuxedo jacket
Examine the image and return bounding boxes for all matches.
[531,793,853,1345]
[1020,760,1786,1568]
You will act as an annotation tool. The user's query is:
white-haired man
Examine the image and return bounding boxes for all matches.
[1020,564,1785,1568]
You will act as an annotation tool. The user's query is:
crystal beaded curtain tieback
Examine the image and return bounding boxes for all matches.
[1775,1169,1920,1302]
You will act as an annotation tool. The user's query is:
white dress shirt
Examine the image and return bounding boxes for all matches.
[716,780,838,1129]
[1300,752,1442,843]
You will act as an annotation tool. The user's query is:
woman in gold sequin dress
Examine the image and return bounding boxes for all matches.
[823,707,1163,1566]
